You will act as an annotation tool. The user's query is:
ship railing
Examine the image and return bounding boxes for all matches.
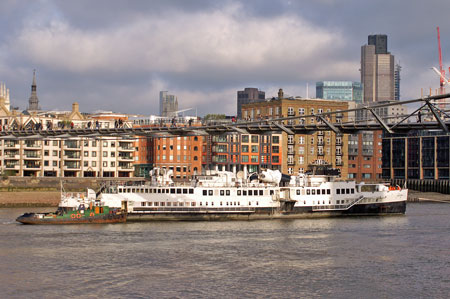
[312,195,364,211]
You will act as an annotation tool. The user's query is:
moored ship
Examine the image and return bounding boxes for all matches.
[96,166,407,221]
[16,189,126,224]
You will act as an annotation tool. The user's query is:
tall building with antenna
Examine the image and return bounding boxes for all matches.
[28,70,40,111]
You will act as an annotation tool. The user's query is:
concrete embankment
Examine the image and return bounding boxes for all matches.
[407,190,450,203]
[0,176,145,208]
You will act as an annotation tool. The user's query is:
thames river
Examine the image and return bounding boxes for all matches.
[1,204,449,298]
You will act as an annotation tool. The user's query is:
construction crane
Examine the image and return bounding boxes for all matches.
[437,26,446,95]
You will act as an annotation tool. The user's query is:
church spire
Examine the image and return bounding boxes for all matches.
[28,69,40,110]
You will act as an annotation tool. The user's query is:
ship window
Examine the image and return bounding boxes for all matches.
[203,190,207,196]
[249,201,251,206]
[173,202,178,206]
[238,190,242,196]
[270,190,274,195]
[166,202,171,207]
[208,190,213,196]
[248,190,253,196]
[329,200,331,204]
[226,190,230,196]
[160,202,165,206]
[259,190,263,196]
[158,189,161,194]
[243,190,247,196]
[226,202,229,206]
[336,189,340,194]
[170,189,175,194]
[256,201,259,206]
[154,202,159,206]
[234,202,236,206]
[322,189,326,195]
[316,189,320,195]
[220,202,222,206]
[132,188,136,193]
[341,188,345,194]
[296,190,300,195]
[327,189,331,195]
[307,189,310,195]
[303,201,306,205]
[312,189,315,195]
[346,189,350,194]
[148,202,152,206]
[191,202,196,206]
[199,202,202,206]
[211,202,214,206]
[238,202,240,205]
[141,202,145,206]
[182,189,187,194]
[119,188,122,193]
[154,189,157,193]
[176,189,182,194]
[189,189,194,194]
[179,202,184,206]
[302,189,305,195]
[313,201,315,205]
[351,189,355,194]
[220,190,224,196]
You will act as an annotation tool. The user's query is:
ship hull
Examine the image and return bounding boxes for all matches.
[16,213,126,225]
[126,201,406,221]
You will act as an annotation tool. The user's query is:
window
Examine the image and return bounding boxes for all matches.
[103,162,107,167]
[242,145,249,152]
[84,151,88,157]
[298,136,305,144]
[251,145,258,153]
[242,135,249,142]
[103,151,108,157]
[92,151,97,157]
[272,136,280,143]
[92,161,96,167]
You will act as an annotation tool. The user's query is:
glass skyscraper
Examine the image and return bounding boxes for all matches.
[316,81,363,103]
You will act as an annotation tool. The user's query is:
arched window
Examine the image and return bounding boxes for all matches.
[194,137,198,141]
[194,156,198,161]
[194,146,198,151]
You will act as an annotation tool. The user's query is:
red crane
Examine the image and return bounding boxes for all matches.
[437,26,445,94]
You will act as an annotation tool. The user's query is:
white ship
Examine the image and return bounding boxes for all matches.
[95,166,407,221]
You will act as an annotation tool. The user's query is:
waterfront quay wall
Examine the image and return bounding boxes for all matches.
[0,177,145,207]
[391,179,450,194]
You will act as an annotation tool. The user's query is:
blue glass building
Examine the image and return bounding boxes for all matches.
[316,81,363,103]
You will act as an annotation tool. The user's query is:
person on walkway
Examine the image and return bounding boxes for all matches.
[418,111,422,123]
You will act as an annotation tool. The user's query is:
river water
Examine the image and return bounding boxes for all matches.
[1,203,449,298]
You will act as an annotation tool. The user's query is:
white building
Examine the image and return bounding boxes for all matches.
[0,101,135,177]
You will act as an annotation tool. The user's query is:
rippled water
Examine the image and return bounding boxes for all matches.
[1,204,450,298]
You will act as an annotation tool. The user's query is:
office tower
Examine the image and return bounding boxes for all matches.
[361,34,395,103]
[316,81,363,103]
[237,88,265,119]
[159,91,178,117]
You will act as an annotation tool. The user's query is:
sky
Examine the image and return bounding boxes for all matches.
[0,0,449,116]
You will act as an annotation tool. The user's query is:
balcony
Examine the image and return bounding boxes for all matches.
[336,161,343,166]
[24,153,42,160]
[287,139,295,145]
[119,142,134,151]
[64,161,80,169]
[64,141,81,149]
[317,141,324,146]
[4,163,20,170]
[118,163,134,170]
[118,154,133,161]
[287,160,295,166]
[24,163,41,169]
[64,151,81,160]
[24,141,41,148]
[4,142,19,149]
